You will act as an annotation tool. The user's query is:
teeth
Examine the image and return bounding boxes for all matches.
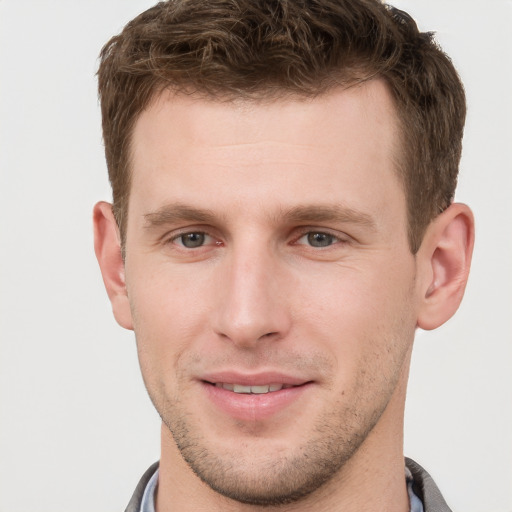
[233,384,252,393]
[250,385,271,394]
[215,383,288,394]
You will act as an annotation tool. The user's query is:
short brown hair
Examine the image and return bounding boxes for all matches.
[97,0,466,253]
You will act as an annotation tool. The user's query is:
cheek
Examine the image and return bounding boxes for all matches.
[300,258,414,319]
[295,257,417,368]
[128,258,210,326]
[126,269,210,384]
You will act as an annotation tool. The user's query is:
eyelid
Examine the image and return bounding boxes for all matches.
[292,227,349,245]
[173,232,211,247]
[164,227,221,247]
[159,225,351,249]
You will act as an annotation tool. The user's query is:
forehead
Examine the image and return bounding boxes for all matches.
[128,80,405,227]
[134,80,400,150]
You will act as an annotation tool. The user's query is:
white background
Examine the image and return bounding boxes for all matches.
[0,1,510,511]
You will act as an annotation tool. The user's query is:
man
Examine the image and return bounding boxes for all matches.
[93,0,474,510]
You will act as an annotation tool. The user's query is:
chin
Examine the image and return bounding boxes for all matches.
[163,402,374,506]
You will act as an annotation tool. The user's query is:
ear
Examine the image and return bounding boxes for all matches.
[416,203,475,331]
[93,201,133,330]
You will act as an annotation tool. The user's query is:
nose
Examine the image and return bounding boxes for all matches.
[212,244,292,348]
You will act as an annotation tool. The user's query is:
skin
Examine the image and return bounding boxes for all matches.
[94,79,474,511]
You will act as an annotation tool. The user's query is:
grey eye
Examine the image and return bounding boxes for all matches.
[178,232,206,248]
[306,232,336,247]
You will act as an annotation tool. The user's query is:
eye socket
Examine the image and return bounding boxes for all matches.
[173,232,210,248]
[296,231,340,248]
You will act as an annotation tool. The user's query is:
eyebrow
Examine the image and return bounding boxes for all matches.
[144,203,218,228]
[143,203,376,230]
[279,204,377,229]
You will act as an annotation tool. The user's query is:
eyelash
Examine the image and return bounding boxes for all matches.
[294,230,346,248]
[169,231,219,249]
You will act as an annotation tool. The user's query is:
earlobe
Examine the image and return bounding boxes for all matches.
[416,203,475,331]
[93,201,134,330]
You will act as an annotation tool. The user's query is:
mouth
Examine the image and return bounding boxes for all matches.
[211,383,296,394]
[201,376,312,421]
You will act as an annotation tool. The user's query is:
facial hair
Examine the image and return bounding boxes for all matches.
[146,346,408,507]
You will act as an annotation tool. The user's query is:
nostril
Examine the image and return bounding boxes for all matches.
[259,331,279,341]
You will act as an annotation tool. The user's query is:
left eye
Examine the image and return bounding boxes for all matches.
[297,232,339,248]
[173,232,211,248]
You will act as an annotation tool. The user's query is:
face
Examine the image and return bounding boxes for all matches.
[124,81,420,505]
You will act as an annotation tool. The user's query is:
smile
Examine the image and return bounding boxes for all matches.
[213,383,294,394]
[203,378,312,421]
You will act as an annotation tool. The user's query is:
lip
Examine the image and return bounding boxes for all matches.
[200,371,313,421]
[201,371,309,387]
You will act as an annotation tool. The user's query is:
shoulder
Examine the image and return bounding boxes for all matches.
[124,462,160,512]
[406,458,452,512]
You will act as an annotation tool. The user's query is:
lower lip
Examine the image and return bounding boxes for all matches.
[202,382,311,422]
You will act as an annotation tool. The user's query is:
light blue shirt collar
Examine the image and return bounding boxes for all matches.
[140,467,158,512]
